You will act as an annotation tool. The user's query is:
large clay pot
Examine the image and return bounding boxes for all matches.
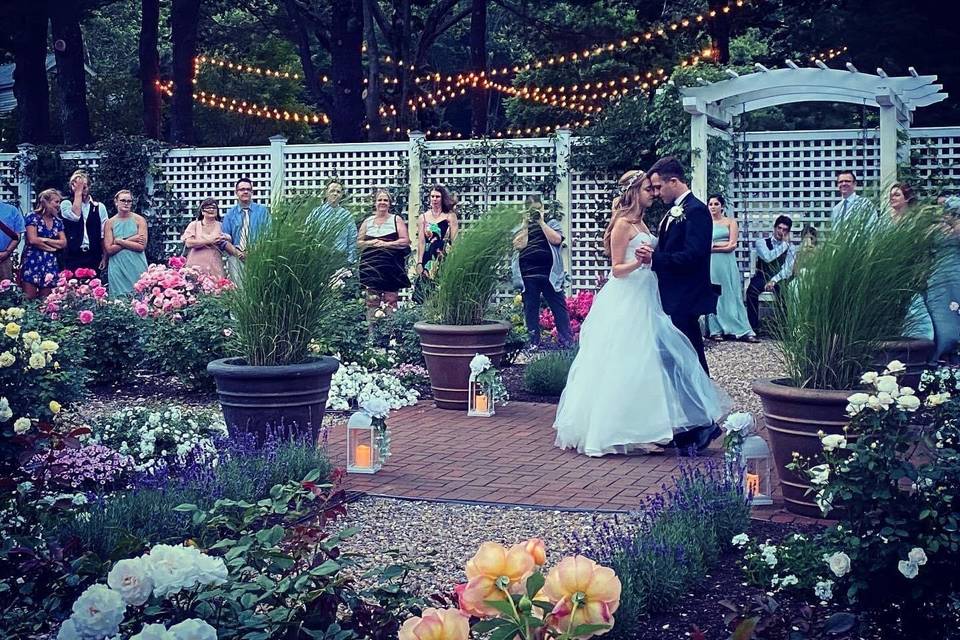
[414,320,511,410]
[752,378,853,518]
[207,356,339,444]
[872,338,935,387]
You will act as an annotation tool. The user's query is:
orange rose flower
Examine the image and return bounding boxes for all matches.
[461,541,536,616]
[398,607,470,640]
[542,555,621,638]
[525,538,547,566]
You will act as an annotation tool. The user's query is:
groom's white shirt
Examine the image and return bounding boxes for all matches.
[674,190,692,207]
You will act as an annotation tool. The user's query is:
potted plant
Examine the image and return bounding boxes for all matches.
[414,205,519,409]
[208,196,351,443]
[753,206,940,516]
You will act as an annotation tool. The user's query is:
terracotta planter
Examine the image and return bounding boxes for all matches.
[207,356,339,445]
[872,338,935,387]
[752,378,853,518]
[414,320,511,410]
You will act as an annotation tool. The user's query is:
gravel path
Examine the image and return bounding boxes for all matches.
[704,338,785,417]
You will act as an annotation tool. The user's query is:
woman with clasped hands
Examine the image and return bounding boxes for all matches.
[182,198,229,279]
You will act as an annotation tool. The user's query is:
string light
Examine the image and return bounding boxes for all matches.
[195,55,311,81]
[157,81,329,124]
[809,45,848,62]
[413,0,748,85]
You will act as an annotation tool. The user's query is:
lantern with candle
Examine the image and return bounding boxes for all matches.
[468,353,507,417]
[346,397,391,474]
[721,412,773,506]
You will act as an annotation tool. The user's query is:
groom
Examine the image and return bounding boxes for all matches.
[637,156,721,451]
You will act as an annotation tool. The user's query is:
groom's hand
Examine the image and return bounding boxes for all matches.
[635,245,654,263]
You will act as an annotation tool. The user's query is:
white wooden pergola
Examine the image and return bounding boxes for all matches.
[679,61,948,198]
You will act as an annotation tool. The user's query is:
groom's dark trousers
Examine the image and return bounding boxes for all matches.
[670,314,709,375]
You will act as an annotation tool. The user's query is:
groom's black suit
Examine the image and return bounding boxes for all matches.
[651,192,719,375]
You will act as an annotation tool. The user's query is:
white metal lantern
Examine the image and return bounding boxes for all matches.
[467,372,495,417]
[741,434,773,506]
[346,411,382,474]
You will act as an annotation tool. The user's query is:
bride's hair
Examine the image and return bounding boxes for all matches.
[603,171,648,256]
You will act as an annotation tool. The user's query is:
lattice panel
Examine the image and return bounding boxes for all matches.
[282,142,408,213]
[0,153,19,207]
[907,127,960,195]
[157,147,272,254]
[569,169,617,291]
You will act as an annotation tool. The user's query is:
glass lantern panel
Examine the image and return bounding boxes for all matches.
[348,427,375,470]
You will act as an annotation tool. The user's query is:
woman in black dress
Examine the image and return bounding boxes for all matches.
[413,184,459,303]
[358,189,411,321]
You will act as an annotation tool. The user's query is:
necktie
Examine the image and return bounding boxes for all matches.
[841,199,848,219]
[238,208,250,251]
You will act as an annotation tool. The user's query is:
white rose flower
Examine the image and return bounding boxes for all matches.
[876,392,894,409]
[193,553,229,586]
[897,560,919,579]
[469,353,491,374]
[14,417,31,434]
[926,392,950,407]
[56,618,83,640]
[107,557,154,605]
[814,579,834,601]
[866,396,883,411]
[896,394,921,412]
[731,533,749,547]
[0,397,12,422]
[820,434,847,452]
[808,464,830,486]
[859,371,879,384]
[907,547,928,566]
[847,392,870,406]
[780,574,799,587]
[147,544,200,597]
[827,552,851,577]
[168,618,218,640]
[70,584,126,639]
[722,412,754,435]
[131,623,177,640]
[28,352,46,369]
[899,386,915,396]
[884,360,907,374]
[875,375,899,394]
[0,351,14,367]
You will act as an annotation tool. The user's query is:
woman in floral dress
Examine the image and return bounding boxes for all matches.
[22,188,67,299]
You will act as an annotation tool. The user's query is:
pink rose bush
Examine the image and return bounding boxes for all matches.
[131,257,233,319]
[408,538,620,639]
[42,268,106,320]
[539,290,595,342]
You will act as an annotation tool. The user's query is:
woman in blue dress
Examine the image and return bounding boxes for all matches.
[889,184,935,341]
[704,195,758,342]
[21,188,67,300]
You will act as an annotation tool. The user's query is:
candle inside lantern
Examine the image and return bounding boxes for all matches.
[355,444,372,468]
[475,394,489,413]
[745,472,760,496]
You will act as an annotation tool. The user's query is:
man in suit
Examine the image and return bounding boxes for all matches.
[637,156,721,451]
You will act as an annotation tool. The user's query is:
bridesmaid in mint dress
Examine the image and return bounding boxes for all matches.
[889,184,935,341]
[104,190,148,296]
[705,195,758,342]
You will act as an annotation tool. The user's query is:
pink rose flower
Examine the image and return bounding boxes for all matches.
[78,310,94,324]
[133,302,149,318]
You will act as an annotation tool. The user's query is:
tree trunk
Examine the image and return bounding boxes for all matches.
[140,0,161,139]
[710,10,731,64]
[468,0,488,136]
[11,3,51,144]
[363,0,384,140]
[170,0,201,144]
[328,0,365,142]
[393,0,412,135]
[284,0,325,109]
[50,2,93,145]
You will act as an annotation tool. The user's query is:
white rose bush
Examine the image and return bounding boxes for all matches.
[326,362,419,412]
[733,361,960,630]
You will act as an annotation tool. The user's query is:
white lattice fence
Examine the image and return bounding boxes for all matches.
[569,170,616,291]
[0,153,19,207]
[907,127,960,193]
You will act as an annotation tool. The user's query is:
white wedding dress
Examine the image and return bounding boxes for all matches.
[553,231,732,456]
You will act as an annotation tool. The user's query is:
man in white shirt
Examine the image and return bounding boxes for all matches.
[746,215,796,333]
[830,170,876,224]
[60,170,109,272]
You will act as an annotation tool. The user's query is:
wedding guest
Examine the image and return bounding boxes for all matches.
[511,194,573,349]
[413,184,459,303]
[309,180,358,261]
[704,194,757,342]
[830,170,876,224]
[888,182,936,341]
[746,215,796,333]
[0,201,25,282]
[929,195,960,359]
[221,177,270,284]
[182,198,228,279]
[103,190,148,297]
[792,225,818,277]
[358,189,411,320]
[60,170,108,273]
[22,189,67,300]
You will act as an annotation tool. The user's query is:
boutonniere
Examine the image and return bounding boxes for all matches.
[668,205,685,221]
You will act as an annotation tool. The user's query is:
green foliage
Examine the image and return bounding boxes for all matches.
[424,204,520,325]
[367,304,425,367]
[491,296,529,365]
[74,301,145,386]
[773,206,940,389]
[141,294,237,389]
[19,145,80,195]
[226,196,351,366]
[523,349,576,395]
[312,291,371,365]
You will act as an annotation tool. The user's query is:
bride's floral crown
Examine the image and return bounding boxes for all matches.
[620,171,646,194]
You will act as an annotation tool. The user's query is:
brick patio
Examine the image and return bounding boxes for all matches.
[326,400,825,525]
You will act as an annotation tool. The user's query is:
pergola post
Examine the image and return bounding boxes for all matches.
[690,112,709,200]
[877,93,901,190]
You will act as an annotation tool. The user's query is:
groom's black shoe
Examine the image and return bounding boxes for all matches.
[668,423,721,456]
[695,423,723,452]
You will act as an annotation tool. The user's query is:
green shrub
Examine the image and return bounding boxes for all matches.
[523,349,576,395]
[311,292,369,364]
[141,294,237,389]
[368,304,425,366]
[76,301,145,385]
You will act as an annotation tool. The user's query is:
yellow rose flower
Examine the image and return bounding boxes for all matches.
[461,541,535,616]
[4,322,20,339]
[14,417,31,434]
[28,353,46,369]
[22,331,40,346]
[49,401,62,414]
[543,555,621,638]
[398,608,469,640]
[40,340,59,353]
[0,351,14,368]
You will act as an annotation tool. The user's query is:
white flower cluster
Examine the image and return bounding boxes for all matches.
[90,406,228,470]
[469,353,492,374]
[897,547,928,579]
[731,533,749,547]
[327,362,419,412]
[759,543,778,568]
[813,578,834,601]
[57,544,227,639]
[824,551,851,577]
[847,361,919,416]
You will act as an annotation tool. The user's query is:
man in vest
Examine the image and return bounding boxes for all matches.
[746,215,796,334]
[221,177,270,284]
[60,170,109,273]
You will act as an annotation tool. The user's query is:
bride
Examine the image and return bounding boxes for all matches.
[553,171,732,457]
